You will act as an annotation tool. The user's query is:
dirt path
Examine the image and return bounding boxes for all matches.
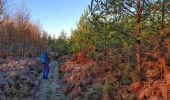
[36,61,68,100]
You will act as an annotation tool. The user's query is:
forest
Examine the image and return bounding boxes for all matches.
[0,0,170,100]
[0,0,49,58]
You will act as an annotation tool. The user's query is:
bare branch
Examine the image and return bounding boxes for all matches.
[121,4,136,16]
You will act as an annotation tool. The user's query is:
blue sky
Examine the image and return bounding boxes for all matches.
[13,0,90,37]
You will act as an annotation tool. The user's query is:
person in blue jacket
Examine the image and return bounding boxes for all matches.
[40,51,50,79]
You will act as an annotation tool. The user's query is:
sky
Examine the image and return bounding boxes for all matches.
[13,0,90,37]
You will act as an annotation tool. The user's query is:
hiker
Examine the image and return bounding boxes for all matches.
[40,51,50,79]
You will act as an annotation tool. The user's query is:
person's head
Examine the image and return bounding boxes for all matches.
[42,49,47,54]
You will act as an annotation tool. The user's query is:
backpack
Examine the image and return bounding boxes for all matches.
[40,53,47,64]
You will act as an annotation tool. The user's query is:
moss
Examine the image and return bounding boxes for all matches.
[121,76,132,85]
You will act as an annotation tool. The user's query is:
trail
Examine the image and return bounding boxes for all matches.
[36,60,68,100]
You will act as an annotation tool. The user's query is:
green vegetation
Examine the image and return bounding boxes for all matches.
[0,0,170,99]
[50,31,70,55]
[52,0,170,99]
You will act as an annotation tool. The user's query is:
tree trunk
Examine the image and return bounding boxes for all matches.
[136,0,141,36]
[136,0,141,70]
[161,0,165,29]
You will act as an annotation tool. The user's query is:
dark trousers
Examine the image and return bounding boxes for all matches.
[43,64,49,79]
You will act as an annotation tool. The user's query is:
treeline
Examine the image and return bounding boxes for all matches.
[50,0,170,56]
[50,0,170,83]
[0,1,49,58]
